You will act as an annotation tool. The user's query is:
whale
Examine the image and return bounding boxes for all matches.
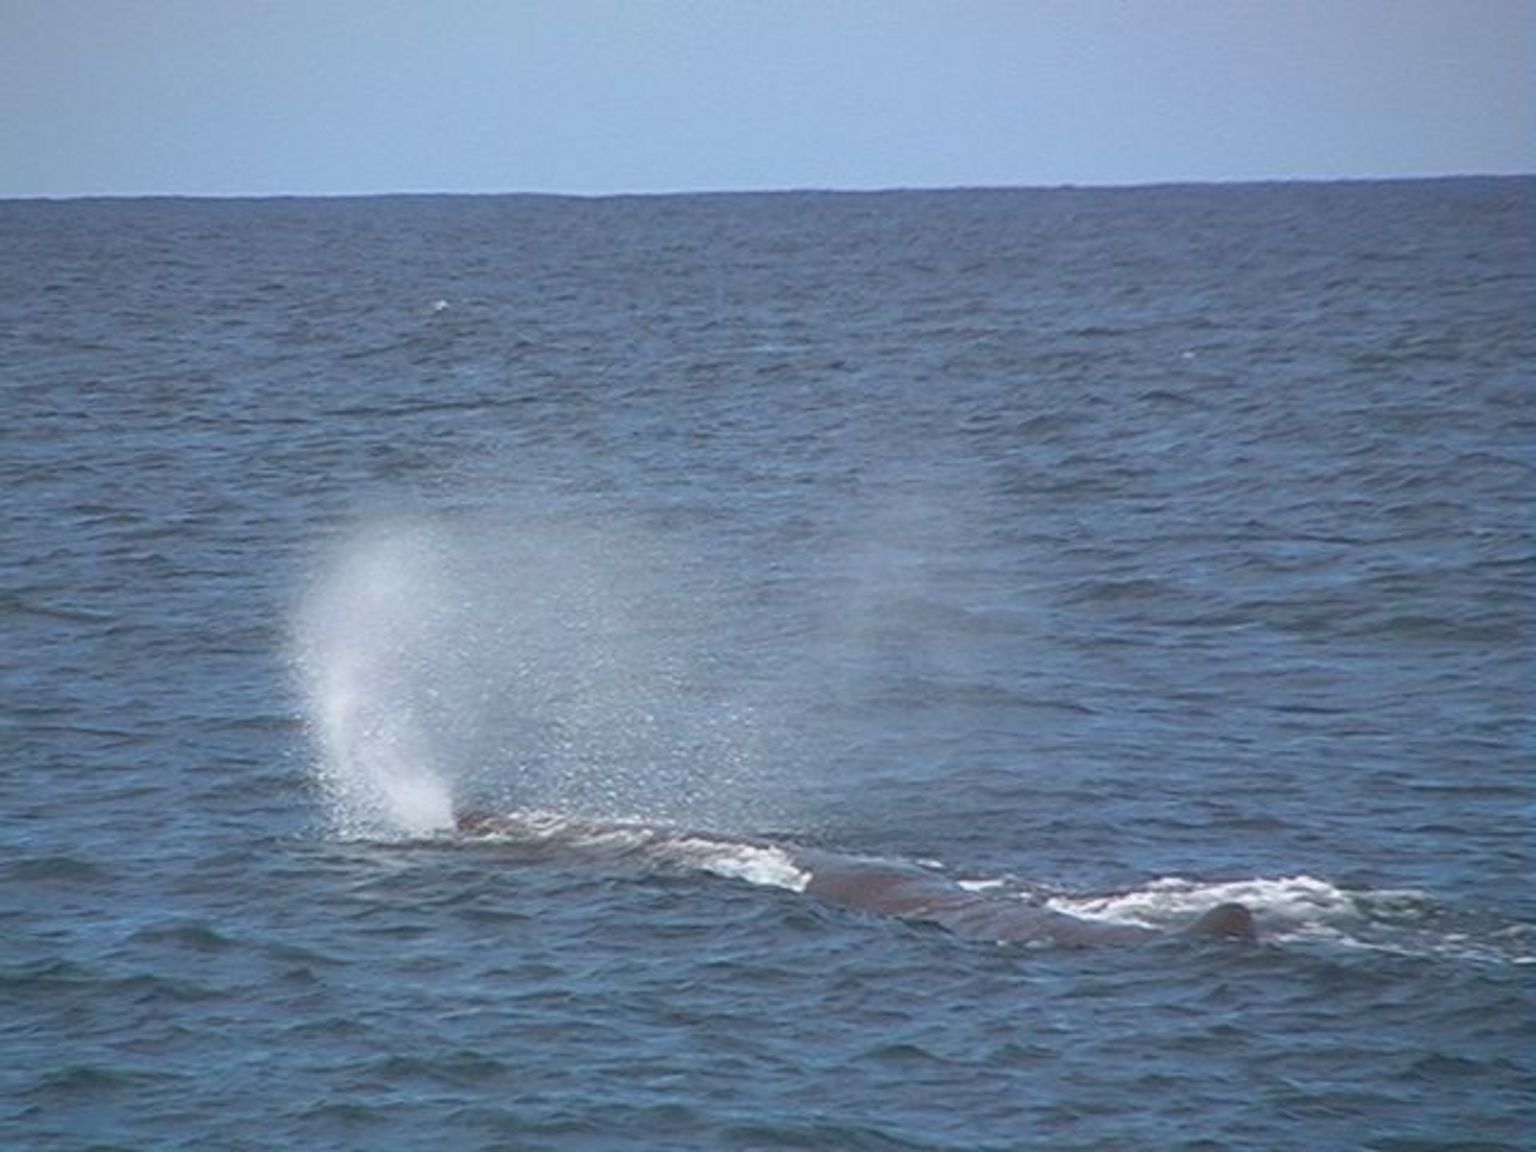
[455,810,1258,948]
[791,847,1256,947]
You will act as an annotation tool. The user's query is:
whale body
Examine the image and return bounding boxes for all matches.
[793,848,1256,947]
[455,811,1258,948]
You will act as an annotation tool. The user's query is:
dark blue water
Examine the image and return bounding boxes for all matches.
[3,180,1532,1150]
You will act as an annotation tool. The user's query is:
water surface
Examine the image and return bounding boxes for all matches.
[3,180,1532,1150]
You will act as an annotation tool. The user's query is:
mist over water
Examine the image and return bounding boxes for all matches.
[296,511,781,838]
[297,521,456,835]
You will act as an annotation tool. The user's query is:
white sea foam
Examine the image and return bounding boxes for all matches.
[957,878,1009,894]
[667,838,810,892]
[1046,874,1375,930]
[1041,874,1533,963]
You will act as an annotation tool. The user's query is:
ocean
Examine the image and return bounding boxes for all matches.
[2,179,1532,1150]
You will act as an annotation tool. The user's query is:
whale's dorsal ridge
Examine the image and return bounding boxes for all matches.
[1184,901,1258,943]
[456,809,1261,948]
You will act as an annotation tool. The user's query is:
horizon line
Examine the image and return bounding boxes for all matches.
[4,170,1531,205]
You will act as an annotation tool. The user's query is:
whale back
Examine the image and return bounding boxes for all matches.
[1184,902,1258,943]
[457,812,1259,948]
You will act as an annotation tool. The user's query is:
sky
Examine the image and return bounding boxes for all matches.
[2,0,1531,198]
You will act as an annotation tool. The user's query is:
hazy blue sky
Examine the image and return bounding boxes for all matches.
[3,0,1531,197]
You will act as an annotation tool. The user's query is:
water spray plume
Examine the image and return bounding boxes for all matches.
[296,523,456,837]
[293,513,774,839]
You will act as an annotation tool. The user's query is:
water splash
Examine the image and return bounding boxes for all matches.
[293,513,772,839]
[1046,873,1367,930]
[461,808,812,892]
[1046,874,1535,964]
[295,522,456,837]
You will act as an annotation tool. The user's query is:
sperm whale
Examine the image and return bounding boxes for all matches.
[455,811,1258,948]
[792,847,1255,946]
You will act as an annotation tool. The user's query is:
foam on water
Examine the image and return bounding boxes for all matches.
[457,808,812,892]
[1047,874,1536,963]
[663,837,810,892]
[1047,873,1367,928]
